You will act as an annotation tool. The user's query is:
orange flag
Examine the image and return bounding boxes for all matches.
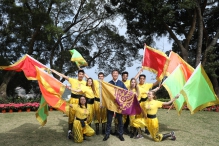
[142,45,170,81]
[166,51,194,81]
[0,54,47,80]
[36,67,69,116]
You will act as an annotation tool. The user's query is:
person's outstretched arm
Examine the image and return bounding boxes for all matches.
[134,68,144,79]
[162,94,180,106]
[50,69,69,81]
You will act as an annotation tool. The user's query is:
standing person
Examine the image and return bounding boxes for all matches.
[50,69,86,139]
[133,90,179,141]
[122,71,130,88]
[83,72,107,135]
[128,78,141,138]
[71,78,96,125]
[69,96,95,143]
[93,72,107,135]
[121,71,130,134]
[103,69,127,141]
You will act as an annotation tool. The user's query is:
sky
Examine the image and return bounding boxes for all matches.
[82,39,172,83]
[79,18,173,83]
[63,17,173,85]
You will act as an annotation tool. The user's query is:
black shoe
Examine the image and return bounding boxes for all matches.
[103,135,109,141]
[118,135,125,141]
[130,132,134,138]
[144,128,150,135]
[123,128,130,135]
[83,135,86,140]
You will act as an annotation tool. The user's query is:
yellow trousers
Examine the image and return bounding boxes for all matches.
[87,104,94,124]
[73,120,95,143]
[133,117,163,142]
[68,98,79,123]
[94,101,107,123]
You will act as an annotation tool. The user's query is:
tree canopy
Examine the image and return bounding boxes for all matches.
[0,0,219,98]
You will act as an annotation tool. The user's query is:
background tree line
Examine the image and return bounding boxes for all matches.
[0,0,218,100]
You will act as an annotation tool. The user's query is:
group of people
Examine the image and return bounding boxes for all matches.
[51,68,179,143]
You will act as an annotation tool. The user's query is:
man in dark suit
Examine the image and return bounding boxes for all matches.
[103,69,127,141]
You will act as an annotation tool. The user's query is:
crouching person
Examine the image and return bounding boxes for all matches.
[133,91,179,141]
[70,96,95,143]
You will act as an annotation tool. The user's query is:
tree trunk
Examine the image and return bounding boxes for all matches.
[0,71,16,99]
[211,76,219,97]
[195,1,203,67]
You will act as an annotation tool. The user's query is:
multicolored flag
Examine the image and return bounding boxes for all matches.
[69,49,88,68]
[35,96,49,126]
[142,45,170,81]
[36,67,69,116]
[166,51,194,81]
[0,54,47,80]
[180,63,219,114]
[162,65,186,115]
[101,81,141,115]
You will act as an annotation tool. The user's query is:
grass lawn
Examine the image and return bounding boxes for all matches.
[0,109,219,146]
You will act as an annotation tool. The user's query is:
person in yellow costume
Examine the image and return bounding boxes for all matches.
[128,78,141,138]
[120,71,130,135]
[93,72,107,135]
[133,90,179,141]
[69,96,95,143]
[84,72,107,135]
[50,69,86,139]
[135,68,159,134]
[71,78,96,125]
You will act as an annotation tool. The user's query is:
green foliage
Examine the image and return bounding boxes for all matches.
[203,46,219,78]
[157,98,169,102]
[1,0,135,94]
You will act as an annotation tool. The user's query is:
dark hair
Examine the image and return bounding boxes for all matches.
[79,96,87,108]
[111,69,119,74]
[122,71,129,76]
[98,72,104,77]
[86,78,97,96]
[78,70,85,74]
[139,74,146,80]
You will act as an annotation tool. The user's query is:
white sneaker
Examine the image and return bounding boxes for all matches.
[68,130,72,139]
[135,134,144,139]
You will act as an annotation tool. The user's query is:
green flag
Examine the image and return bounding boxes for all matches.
[36,96,49,126]
[162,65,186,115]
[69,49,88,68]
[180,63,219,114]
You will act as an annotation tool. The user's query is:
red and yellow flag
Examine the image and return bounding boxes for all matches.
[166,51,194,81]
[36,67,69,116]
[142,45,170,81]
[0,54,46,80]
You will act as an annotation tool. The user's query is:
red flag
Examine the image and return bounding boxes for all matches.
[36,67,69,115]
[0,54,47,80]
[166,51,194,81]
[142,45,170,81]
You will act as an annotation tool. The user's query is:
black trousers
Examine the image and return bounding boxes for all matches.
[105,110,123,136]
[123,115,129,129]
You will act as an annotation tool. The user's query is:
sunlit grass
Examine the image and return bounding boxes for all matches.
[0,109,219,146]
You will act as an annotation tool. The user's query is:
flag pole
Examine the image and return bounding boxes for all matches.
[99,80,102,106]
[166,103,174,113]
[142,43,147,66]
